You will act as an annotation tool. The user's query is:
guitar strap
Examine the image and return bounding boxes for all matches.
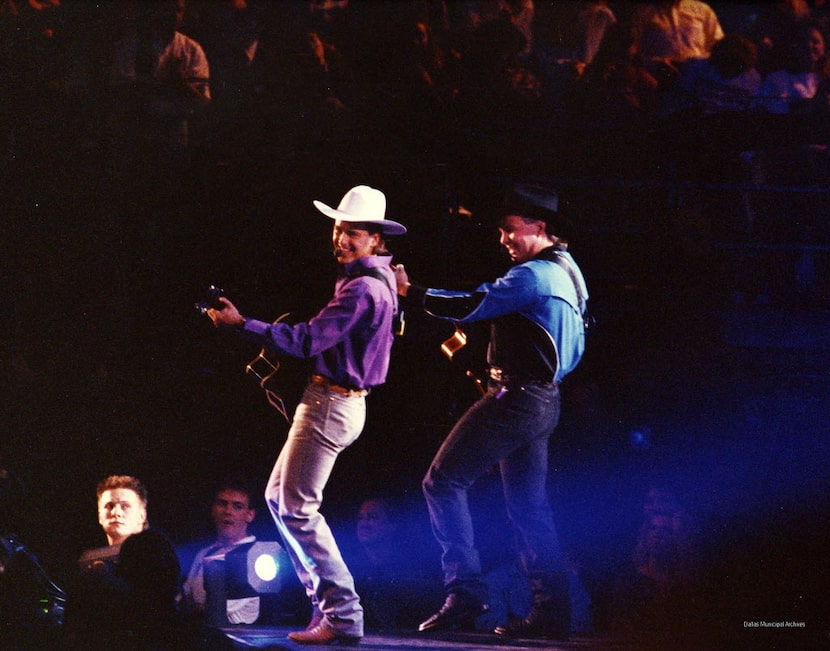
[538,248,587,317]
[348,267,404,335]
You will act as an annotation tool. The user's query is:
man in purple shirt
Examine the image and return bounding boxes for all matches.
[207,185,405,645]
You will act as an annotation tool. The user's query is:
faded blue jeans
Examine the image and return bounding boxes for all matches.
[265,382,365,637]
[423,380,564,602]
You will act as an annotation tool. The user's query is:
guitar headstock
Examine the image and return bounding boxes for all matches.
[194,284,225,314]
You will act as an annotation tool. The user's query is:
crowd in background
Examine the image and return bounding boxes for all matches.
[4,1,830,195]
[3,1,830,297]
[2,3,828,647]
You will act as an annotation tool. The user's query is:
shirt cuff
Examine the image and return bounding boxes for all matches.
[238,317,269,343]
[406,282,428,305]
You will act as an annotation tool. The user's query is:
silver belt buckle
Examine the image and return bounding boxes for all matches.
[488,367,505,382]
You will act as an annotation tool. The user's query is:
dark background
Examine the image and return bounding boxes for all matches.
[1,1,829,648]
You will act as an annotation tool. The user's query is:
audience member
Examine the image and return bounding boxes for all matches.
[755,18,828,114]
[453,14,547,176]
[181,478,258,622]
[304,0,359,66]
[566,21,661,124]
[562,20,661,179]
[666,32,762,196]
[749,20,830,303]
[107,0,211,181]
[0,452,25,534]
[63,476,224,650]
[572,0,618,66]
[346,497,442,632]
[0,0,68,185]
[183,0,262,101]
[629,0,724,85]
[451,1,535,59]
[534,1,617,68]
[182,0,265,150]
[610,485,702,647]
[96,474,148,547]
[676,32,762,115]
[749,0,811,75]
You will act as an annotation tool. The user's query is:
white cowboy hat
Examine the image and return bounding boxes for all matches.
[313,185,407,235]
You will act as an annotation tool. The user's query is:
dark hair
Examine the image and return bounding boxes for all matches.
[785,19,827,74]
[709,33,757,79]
[352,222,391,255]
[214,477,256,506]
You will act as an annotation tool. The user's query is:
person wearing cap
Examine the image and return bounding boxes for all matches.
[206,185,405,645]
[394,183,588,641]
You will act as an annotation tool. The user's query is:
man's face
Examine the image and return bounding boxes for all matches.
[498,214,550,263]
[356,499,397,547]
[98,488,147,546]
[211,488,254,544]
[332,221,380,264]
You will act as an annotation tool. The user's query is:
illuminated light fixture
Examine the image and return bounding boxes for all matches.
[227,541,283,595]
[204,541,288,627]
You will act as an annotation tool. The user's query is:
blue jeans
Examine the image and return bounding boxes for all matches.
[265,382,365,637]
[423,381,564,601]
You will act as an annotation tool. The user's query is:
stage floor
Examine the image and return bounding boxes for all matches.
[219,626,632,650]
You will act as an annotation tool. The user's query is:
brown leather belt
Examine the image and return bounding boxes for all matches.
[310,375,369,397]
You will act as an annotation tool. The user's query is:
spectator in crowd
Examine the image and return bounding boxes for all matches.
[181,478,258,621]
[751,20,830,303]
[107,0,210,179]
[64,476,228,650]
[566,21,661,124]
[347,497,442,632]
[534,1,617,70]
[756,18,828,114]
[0,0,68,183]
[452,1,535,59]
[96,474,148,547]
[573,0,618,66]
[629,0,724,85]
[453,15,547,178]
[676,32,762,115]
[610,485,702,647]
[749,0,811,75]
[667,32,762,191]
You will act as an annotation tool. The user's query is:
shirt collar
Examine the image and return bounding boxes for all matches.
[341,254,392,276]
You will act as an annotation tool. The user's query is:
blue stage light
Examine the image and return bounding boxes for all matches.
[629,425,652,451]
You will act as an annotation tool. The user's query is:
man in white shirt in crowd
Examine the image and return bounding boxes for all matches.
[182,479,258,623]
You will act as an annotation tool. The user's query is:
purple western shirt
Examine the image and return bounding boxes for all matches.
[240,255,397,390]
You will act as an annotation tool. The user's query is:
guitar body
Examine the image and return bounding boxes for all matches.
[244,313,306,423]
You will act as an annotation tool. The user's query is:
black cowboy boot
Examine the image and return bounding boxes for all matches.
[494,574,570,640]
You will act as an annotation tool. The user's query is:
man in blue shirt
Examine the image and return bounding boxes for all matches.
[394,183,587,641]
[207,185,405,645]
